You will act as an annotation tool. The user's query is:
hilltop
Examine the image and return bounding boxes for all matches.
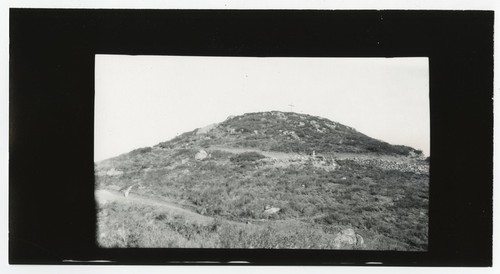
[157,111,422,156]
[95,111,429,250]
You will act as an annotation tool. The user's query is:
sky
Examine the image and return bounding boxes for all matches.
[95,55,429,161]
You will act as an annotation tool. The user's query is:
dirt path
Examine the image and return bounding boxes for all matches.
[207,145,412,162]
[207,145,300,160]
[95,189,214,224]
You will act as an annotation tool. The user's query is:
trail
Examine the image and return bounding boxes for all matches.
[95,189,273,228]
[207,145,302,160]
[95,189,213,224]
[207,145,415,162]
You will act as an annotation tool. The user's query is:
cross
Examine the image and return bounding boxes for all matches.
[288,104,295,112]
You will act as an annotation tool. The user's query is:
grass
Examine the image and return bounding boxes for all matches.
[97,200,370,249]
[97,150,428,250]
[97,201,219,248]
[96,111,429,250]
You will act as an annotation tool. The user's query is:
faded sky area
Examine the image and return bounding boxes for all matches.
[95,55,429,161]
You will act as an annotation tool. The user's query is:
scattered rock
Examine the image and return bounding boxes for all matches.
[282,130,300,140]
[325,123,338,130]
[348,157,429,174]
[309,120,327,133]
[195,150,208,160]
[275,112,287,120]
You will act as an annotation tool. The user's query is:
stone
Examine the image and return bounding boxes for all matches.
[195,150,208,160]
[263,207,280,215]
[325,123,337,130]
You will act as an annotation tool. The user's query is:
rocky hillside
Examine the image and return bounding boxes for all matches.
[157,111,423,156]
[96,111,429,251]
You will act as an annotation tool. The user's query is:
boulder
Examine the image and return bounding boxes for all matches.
[195,150,208,160]
[263,207,280,215]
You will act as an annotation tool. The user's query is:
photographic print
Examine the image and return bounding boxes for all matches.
[94,55,430,250]
[9,8,493,266]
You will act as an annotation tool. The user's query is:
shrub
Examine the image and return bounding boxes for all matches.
[171,148,196,158]
[129,146,152,156]
[230,152,266,165]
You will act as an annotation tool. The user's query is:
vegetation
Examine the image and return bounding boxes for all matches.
[96,111,429,250]
[97,201,366,249]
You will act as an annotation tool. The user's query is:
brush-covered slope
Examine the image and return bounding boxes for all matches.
[157,111,421,155]
[96,111,429,250]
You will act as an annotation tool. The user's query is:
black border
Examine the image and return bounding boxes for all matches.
[9,9,493,266]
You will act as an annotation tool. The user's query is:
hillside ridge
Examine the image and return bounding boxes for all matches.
[152,111,423,158]
[95,110,429,250]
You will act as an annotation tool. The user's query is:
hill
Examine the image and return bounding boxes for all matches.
[95,111,429,250]
[158,111,422,155]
